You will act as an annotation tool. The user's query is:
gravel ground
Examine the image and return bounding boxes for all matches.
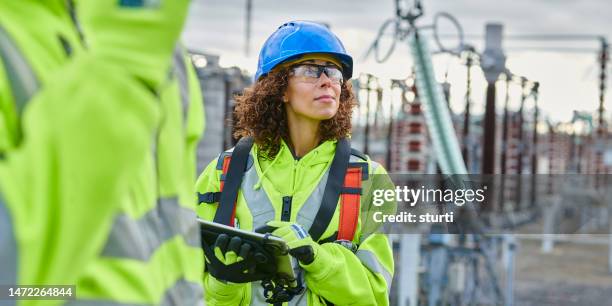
[513,238,612,306]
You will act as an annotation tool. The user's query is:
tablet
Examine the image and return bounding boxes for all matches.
[198,218,296,283]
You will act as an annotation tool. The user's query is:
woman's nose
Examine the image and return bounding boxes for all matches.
[317,72,333,87]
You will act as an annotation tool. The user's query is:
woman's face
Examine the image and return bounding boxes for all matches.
[283,59,343,122]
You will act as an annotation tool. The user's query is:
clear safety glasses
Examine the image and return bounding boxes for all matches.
[289,64,344,85]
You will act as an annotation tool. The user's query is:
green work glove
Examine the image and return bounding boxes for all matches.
[268,221,321,265]
[206,234,250,292]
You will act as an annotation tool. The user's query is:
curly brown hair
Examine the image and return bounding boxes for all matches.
[233,67,357,159]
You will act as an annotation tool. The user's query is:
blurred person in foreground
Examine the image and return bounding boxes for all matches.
[0,1,205,305]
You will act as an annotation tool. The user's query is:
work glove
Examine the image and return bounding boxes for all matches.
[206,234,251,293]
[268,221,322,265]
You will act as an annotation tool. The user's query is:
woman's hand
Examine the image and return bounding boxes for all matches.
[267,221,321,265]
[207,234,251,291]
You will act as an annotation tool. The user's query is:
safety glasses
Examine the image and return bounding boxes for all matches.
[289,64,344,85]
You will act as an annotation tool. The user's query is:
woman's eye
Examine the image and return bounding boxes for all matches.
[303,67,319,77]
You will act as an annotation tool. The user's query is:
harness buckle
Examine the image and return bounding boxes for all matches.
[334,239,358,253]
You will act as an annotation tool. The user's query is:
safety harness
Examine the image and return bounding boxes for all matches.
[198,137,369,303]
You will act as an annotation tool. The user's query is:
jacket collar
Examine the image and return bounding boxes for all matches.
[278,138,337,166]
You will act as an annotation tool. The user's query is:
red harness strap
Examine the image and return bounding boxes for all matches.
[219,155,238,227]
[221,155,364,239]
[337,166,363,241]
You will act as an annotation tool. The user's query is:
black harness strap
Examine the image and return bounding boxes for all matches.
[211,137,357,242]
[350,148,367,161]
[213,137,254,225]
[308,138,351,241]
[198,192,221,204]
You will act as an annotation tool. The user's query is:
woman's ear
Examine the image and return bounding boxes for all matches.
[282,93,289,103]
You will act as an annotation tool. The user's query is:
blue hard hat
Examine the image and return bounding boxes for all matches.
[254,20,353,81]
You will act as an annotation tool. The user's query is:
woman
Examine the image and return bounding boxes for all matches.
[196,20,394,306]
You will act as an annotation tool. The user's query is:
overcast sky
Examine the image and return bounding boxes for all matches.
[183,0,612,123]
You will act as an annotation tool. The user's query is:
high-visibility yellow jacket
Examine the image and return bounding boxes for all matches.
[196,139,395,306]
[0,0,83,154]
[64,50,206,305]
[0,1,206,305]
[0,51,206,306]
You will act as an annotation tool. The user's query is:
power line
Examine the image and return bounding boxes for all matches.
[438,33,606,41]
[505,47,600,53]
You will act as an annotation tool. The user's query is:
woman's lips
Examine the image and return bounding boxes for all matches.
[315,95,335,103]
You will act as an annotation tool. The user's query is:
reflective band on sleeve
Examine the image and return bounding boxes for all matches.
[0,24,40,142]
[291,224,308,239]
[65,278,203,306]
[356,249,393,292]
[159,278,205,306]
[101,197,200,261]
[172,45,190,130]
[0,195,18,300]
